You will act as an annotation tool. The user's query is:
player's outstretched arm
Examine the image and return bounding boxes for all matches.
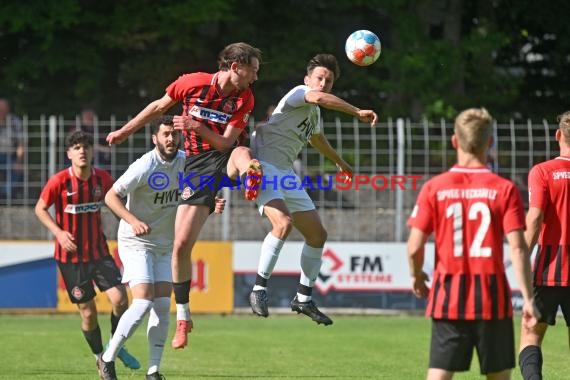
[107,94,177,146]
[304,90,378,127]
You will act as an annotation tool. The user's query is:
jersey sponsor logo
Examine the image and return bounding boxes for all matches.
[66,191,77,196]
[296,117,316,140]
[188,105,231,124]
[64,202,102,214]
[154,188,179,204]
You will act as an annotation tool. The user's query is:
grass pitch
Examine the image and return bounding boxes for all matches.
[1,313,568,379]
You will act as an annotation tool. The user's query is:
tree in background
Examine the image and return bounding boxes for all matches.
[0,0,568,120]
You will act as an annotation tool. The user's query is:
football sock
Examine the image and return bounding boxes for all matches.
[147,297,170,375]
[296,284,313,303]
[173,280,191,321]
[253,274,268,290]
[255,232,285,285]
[173,280,191,304]
[519,345,543,380]
[299,243,323,288]
[110,312,121,336]
[83,324,103,356]
[103,298,152,362]
[176,302,191,322]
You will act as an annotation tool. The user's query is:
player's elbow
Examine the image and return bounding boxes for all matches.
[304,90,326,104]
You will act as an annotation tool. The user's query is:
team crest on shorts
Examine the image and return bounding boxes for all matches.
[181,186,195,200]
[71,286,84,300]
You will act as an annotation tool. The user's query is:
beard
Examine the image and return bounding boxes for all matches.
[156,142,177,161]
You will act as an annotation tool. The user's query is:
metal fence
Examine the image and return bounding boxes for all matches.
[0,114,558,241]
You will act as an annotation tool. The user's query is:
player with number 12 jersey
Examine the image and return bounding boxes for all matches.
[408,166,526,320]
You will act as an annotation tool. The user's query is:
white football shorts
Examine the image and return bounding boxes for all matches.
[118,242,172,287]
[256,161,315,215]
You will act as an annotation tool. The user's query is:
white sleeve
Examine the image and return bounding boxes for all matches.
[113,156,147,198]
[284,85,311,108]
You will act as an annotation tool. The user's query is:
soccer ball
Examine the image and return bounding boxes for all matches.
[345,30,381,66]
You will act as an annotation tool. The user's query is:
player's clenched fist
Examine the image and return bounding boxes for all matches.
[173,115,202,131]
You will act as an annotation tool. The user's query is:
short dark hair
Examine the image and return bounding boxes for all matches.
[151,115,174,135]
[65,130,93,150]
[307,54,340,80]
[218,42,262,71]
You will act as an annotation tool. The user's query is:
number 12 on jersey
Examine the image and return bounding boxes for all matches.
[446,201,492,258]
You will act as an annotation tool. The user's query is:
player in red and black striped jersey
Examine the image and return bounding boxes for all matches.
[106,42,263,350]
[519,111,570,380]
[407,108,538,380]
[35,131,140,374]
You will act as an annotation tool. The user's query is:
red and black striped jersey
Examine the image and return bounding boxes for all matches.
[39,167,113,263]
[528,156,570,286]
[408,166,525,320]
[166,72,254,156]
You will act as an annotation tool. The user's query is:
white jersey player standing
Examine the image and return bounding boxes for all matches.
[249,54,378,325]
[98,116,224,380]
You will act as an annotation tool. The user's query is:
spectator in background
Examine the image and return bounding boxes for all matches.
[64,108,112,169]
[0,98,24,200]
[78,108,112,169]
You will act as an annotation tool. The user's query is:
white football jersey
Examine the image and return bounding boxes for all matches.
[253,85,321,169]
[113,149,185,251]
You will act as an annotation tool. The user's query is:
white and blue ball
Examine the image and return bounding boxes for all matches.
[345,30,381,66]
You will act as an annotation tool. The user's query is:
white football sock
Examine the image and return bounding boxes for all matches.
[298,244,323,300]
[102,298,152,362]
[256,232,285,280]
[176,302,190,321]
[147,297,170,375]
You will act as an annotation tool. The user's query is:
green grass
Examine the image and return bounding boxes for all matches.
[0,313,568,379]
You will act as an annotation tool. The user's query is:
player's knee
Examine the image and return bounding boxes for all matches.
[173,239,193,256]
[272,215,293,237]
[305,228,327,247]
[79,307,98,326]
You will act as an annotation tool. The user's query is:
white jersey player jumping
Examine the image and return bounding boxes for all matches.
[249,54,378,325]
[98,116,224,380]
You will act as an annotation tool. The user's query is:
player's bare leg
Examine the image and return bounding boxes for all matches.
[485,369,512,380]
[426,368,453,380]
[170,204,209,349]
[519,322,547,380]
[226,146,263,201]
[290,210,332,325]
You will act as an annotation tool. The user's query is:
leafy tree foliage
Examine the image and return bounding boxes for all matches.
[0,0,567,121]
